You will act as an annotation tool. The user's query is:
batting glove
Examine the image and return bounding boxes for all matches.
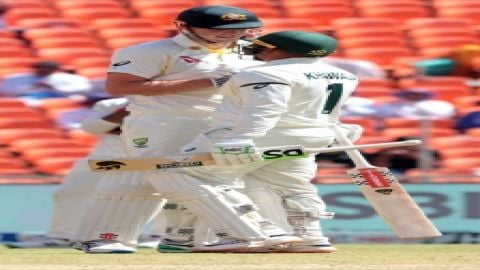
[212,140,263,166]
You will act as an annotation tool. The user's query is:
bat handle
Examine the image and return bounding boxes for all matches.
[332,125,375,168]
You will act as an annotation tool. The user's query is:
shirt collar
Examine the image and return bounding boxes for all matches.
[267,57,320,66]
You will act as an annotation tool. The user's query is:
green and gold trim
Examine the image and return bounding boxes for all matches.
[252,39,277,49]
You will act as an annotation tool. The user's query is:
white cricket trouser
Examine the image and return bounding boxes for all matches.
[74,112,212,244]
[47,135,123,239]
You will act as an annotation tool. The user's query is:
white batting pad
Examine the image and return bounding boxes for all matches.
[150,172,272,242]
[74,172,164,245]
[243,184,292,233]
[283,194,333,241]
[161,202,196,242]
[47,159,101,240]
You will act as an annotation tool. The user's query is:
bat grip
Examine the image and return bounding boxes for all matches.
[332,125,374,169]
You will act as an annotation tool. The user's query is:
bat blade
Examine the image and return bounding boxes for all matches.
[348,167,442,239]
[88,153,216,172]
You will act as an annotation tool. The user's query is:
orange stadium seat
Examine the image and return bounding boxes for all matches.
[0,118,54,129]
[398,76,471,90]
[452,95,480,108]
[331,17,399,30]
[338,36,409,49]
[30,37,103,50]
[36,47,110,65]
[407,27,477,41]
[285,7,355,29]
[353,86,395,98]
[404,168,479,183]
[335,28,403,40]
[0,128,65,145]
[0,29,15,38]
[357,78,391,87]
[0,158,34,175]
[437,7,480,24]
[75,67,108,79]
[357,6,432,23]
[440,148,480,159]
[405,17,473,30]
[9,138,89,153]
[33,156,79,175]
[96,28,171,40]
[66,129,99,146]
[0,38,27,47]
[380,127,458,138]
[137,8,187,30]
[0,47,34,58]
[4,8,57,26]
[466,128,480,137]
[281,0,352,9]
[13,18,81,29]
[103,37,161,50]
[3,0,52,9]
[381,118,455,129]
[204,0,280,10]
[61,8,132,25]
[21,147,91,163]
[0,148,12,158]
[355,0,427,8]
[0,108,46,120]
[71,57,111,70]
[92,18,157,30]
[428,135,480,150]
[53,0,124,10]
[413,36,478,49]
[23,28,97,40]
[0,98,28,108]
[343,47,413,67]
[129,0,200,10]
[259,18,317,33]
[443,157,480,171]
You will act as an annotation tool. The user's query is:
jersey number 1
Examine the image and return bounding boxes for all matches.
[322,83,343,114]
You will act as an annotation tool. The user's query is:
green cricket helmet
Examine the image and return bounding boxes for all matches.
[176,5,263,29]
[247,31,338,57]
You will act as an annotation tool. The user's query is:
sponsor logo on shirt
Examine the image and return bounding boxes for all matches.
[303,72,357,80]
[240,82,289,89]
[179,56,201,63]
[112,60,131,67]
[133,137,149,148]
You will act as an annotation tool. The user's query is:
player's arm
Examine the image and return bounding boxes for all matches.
[80,98,129,135]
[225,72,291,140]
[106,72,214,96]
[211,72,291,165]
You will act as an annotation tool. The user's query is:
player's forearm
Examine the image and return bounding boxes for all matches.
[106,78,214,96]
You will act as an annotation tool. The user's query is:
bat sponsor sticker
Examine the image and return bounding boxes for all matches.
[156,161,203,169]
[94,161,126,170]
[358,168,391,188]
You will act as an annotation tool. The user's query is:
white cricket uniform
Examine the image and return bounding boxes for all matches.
[47,98,128,240]
[76,34,267,245]
[188,57,359,244]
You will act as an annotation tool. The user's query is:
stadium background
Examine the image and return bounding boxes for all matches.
[0,0,478,244]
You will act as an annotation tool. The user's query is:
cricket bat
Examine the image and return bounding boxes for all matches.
[88,140,421,172]
[332,126,442,239]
